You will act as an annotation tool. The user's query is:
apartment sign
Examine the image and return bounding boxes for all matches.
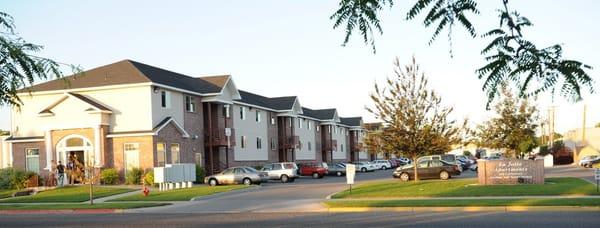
[478,159,544,185]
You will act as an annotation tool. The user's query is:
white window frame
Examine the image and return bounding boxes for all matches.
[171,143,180,164]
[157,143,166,167]
[160,90,171,108]
[241,136,247,148]
[256,110,261,122]
[298,118,303,128]
[124,143,140,171]
[270,138,276,150]
[257,137,262,149]
[308,121,311,130]
[240,106,246,120]
[25,148,40,173]
[224,105,231,118]
[185,96,195,112]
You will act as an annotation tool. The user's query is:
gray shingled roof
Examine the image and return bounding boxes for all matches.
[340,117,362,127]
[301,107,337,120]
[236,90,297,111]
[20,60,222,94]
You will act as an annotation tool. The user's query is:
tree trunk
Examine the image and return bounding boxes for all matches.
[412,155,418,182]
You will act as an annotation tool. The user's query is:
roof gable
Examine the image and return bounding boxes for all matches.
[38,92,112,116]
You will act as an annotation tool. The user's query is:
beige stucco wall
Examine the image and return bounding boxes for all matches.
[12,85,153,137]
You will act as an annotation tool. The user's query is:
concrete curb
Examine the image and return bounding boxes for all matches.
[326,206,600,212]
[190,185,261,201]
[0,209,120,214]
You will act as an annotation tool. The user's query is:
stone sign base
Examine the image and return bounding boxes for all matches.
[478,159,544,185]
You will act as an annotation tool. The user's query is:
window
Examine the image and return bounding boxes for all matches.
[185,96,195,112]
[25,148,39,173]
[317,125,320,132]
[160,90,170,108]
[272,164,283,170]
[241,136,247,148]
[223,105,230,118]
[257,137,262,149]
[298,118,303,128]
[256,110,261,122]
[341,144,344,152]
[240,106,246,120]
[308,121,311,130]
[289,118,292,127]
[124,143,140,171]
[418,160,429,168]
[270,138,276,150]
[308,142,312,151]
[270,114,276,125]
[157,143,166,166]
[171,143,180,164]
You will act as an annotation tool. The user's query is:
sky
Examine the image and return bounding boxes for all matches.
[1,0,599,134]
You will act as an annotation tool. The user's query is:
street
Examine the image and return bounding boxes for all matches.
[2,211,600,227]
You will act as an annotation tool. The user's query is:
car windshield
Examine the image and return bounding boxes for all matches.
[244,167,259,173]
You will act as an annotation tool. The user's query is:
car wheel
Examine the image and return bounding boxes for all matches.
[336,171,342,177]
[208,178,218,186]
[312,173,320,179]
[280,174,289,183]
[361,167,367,172]
[382,166,387,170]
[440,171,450,180]
[243,178,252,186]
[400,173,410,181]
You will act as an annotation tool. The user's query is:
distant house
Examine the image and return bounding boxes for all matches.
[563,128,600,162]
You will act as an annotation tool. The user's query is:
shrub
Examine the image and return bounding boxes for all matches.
[0,168,30,189]
[125,168,143,185]
[143,170,154,186]
[538,145,550,156]
[195,165,206,183]
[100,168,120,185]
[463,151,472,157]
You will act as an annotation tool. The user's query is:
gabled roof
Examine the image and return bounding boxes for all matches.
[67,93,111,111]
[301,107,337,120]
[38,92,112,115]
[340,117,363,127]
[19,60,222,94]
[200,75,230,88]
[235,90,297,111]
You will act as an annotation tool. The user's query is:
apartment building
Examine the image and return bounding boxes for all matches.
[5,60,367,177]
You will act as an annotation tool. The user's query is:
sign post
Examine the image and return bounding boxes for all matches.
[345,164,356,198]
[594,168,600,192]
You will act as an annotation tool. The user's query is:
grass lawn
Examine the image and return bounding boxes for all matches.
[110,185,248,201]
[332,177,600,199]
[1,186,134,203]
[325,198,600,207]
[0,189,18,199]
[0,202,169,210]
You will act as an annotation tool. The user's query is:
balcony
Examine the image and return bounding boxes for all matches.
[279,136,300,149]
[323,140,338,151]
[205,128,236,147]
[350,143,362,152]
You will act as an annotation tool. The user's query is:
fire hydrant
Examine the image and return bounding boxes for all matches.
[142,185,150,197]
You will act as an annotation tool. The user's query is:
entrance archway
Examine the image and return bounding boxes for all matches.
[56,135,94,165]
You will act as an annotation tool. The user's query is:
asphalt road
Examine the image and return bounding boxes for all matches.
[2,211,600,227]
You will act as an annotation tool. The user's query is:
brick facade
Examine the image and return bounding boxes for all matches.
[11,141,47,175]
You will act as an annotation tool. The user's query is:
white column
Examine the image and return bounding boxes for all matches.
[94,126,101,167]
[45,130,53,170]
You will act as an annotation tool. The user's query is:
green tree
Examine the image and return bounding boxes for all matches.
[476,86,538,158]
[330,0,593,107]
[366,57,464,181]
[0,12,67,107]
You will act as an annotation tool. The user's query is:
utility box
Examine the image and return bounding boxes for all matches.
[154,163,196,191]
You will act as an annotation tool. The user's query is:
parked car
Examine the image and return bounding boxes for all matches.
[353,162,376,172]
[298,162,328,178]
[418,154,462,172]
[579,155,599,166]
[393,159,461,181]
[205,166,265,186]
[327,163,347,176]
[455,156,473,170]
[582,157,600,168]
[260,162,299,183]
[397,157,411,165]
[372,160,392,170]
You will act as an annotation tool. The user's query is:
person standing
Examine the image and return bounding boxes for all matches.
[56,161,65,187]
[67,155,75,185]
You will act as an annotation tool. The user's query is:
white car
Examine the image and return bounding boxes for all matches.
[579,155,599,166]
[372,160,392,170]
[353,162,376,172]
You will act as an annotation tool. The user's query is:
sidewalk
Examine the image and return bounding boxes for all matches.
[327,195,600,200]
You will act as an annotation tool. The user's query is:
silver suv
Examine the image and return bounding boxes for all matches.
[260,162,299,183]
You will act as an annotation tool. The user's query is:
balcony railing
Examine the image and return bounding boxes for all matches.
[279,136,300,149]
[205,128,236,147]
[323,140,338,151]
